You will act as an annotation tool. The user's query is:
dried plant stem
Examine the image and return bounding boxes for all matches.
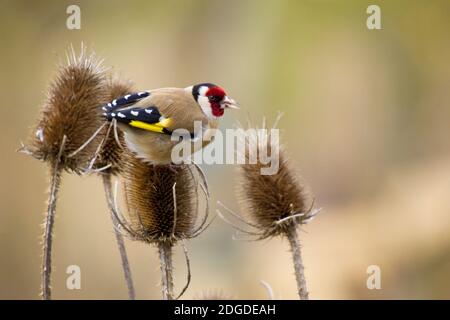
[102,174,136,300]
[158,241,174,300]
[42,165,62,300]
[41,135,66,300]
[285,225,309,300]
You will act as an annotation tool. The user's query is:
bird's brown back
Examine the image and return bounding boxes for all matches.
[134,87,208,133]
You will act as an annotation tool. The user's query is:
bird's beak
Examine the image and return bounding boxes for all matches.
[221,96,239,109]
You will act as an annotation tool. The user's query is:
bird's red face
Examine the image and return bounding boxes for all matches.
[206,86,227,117]
[191,83,239,119]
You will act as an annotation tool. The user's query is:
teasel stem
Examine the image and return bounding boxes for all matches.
[41,135,66,300]
[158,241,174,300]
[102,173,136,300]
[285,225,309,300]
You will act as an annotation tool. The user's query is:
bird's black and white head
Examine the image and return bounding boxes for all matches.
[187,83,238,119]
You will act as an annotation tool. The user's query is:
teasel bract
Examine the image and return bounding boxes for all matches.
[217,116,320,300]
[114,151,212,300]
[19,44,108,299]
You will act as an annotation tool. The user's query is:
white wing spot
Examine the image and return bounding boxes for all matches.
[102,106,107,111]
[112,100,117,106]
[111,113,116,117]
[107,103,112,108]
[36,128,44,142]
[118,112,126,118]
[124,94,131,100]
[131,110,139,116]
[145,109,153,114]
[138,91,147,96]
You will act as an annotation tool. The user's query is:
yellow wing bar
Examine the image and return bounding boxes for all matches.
[129,118,172,133]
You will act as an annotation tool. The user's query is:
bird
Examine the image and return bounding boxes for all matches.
[102,83,238,164]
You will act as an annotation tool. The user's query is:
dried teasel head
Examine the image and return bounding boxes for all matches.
[217,116,317,300]
[23,44,108,173]
[117,150,209,245]
[115,152,212,300]
[219,117,319,240]
[20,44,110,300]
[94,76,134,175]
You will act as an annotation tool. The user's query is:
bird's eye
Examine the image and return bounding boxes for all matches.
[209,95,221,102]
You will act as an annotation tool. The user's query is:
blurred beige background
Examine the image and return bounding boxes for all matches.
[1,0,449,299]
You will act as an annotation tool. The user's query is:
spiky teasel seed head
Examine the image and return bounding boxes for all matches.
[119,151,201,245]
[94,75,134,175]
[26,44,108,173]
[236,119,318,239]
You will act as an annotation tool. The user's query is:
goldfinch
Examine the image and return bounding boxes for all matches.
[102,83,238,164]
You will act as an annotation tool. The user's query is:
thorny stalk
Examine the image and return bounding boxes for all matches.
[41,135,66,300]
[158,241,174,300]
[285,224,309,300]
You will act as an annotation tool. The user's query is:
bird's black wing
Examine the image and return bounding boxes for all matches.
[103,93,172,134]
[101,91,150,112]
